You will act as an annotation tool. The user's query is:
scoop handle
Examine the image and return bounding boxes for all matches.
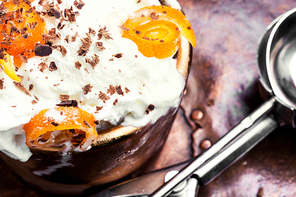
[195,110,278,185]
[149,97,278,197]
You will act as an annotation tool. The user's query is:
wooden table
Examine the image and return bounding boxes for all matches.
[2,0,296,196]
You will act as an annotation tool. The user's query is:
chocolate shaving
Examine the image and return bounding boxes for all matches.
[84,120,91,128]
[13,81,31,96]
[113,53,123,58]
[0,78,4,90]
[88,27,96,36]
[145,104,155,114]
[77,34,92,56]
[113,99,118,106]
[71,32,78,42]
[59,94,70,101]
[95,42,105,51]
[98,26,113,40]
[29,84,33,91]
[85,54,99,69]
[51,122,59,126]
[31,100,38,104]
[51,8,61,19]
[43,28,61,45]
[119,24,129,31]
[150,12,159,20]
[49,61,57,71]
[38,61,48,72]
[57,21,66,30]
[19,54,28,63]
[75,61,82,70]
[98,91,110,103]
[82,84,93,95]
[34,43,52,56]
[27,21,38,29]
[116,85,124,95]
[96,106,103,112]
[74,0,85,10]
[53,45,67,56]
[64,7,76,22]
[0,48,4,59]
[107,85,116,95]
[84,67,89,74]
[34,95,39,101]
[56,100,78,107]
[125,87,130,94]
[38,0,46,5]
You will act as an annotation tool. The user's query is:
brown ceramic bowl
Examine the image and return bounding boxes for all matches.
[0,5,192,197]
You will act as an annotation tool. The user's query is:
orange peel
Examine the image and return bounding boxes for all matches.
[122,5,196,59]
[0,0,46,80]
[0,50,21,82]
[23,107,98,151]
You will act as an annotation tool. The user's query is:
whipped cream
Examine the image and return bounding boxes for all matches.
[0,0,185,161]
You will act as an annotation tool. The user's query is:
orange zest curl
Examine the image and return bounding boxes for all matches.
[0,0,46,80]
[122,5,196,59]
[24,107,98,152]
[0,49,21,82]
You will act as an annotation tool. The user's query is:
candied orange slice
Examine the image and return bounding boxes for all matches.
[0,0,47,79]
[23,107,98,151]
[0,49,21,82]
[122,5,196,59]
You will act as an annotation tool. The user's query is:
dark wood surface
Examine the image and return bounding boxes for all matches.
[2,0,296,196]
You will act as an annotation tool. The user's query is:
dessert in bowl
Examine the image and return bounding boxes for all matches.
[0,0,195,195]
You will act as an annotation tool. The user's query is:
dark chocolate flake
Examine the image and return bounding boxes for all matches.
[74,0,85,10]
[38,61,48,72]
[113,99,118,106]
[98,26,113,40]
[84,120,91,128]
[95,42,105,51]
[51,122,59,126]
[34,43,52,57]
[116,85,124,95]
[107,85,116,95]
[49,62,57,71]
[51,8,61,19]
[98,91,110,103]
[125,87,130,94]
[82,84,93,95]
[29,84,33,91]
[53,45,67,57]
[75,61,82,70]
[113,53,123,58]
[13,81,31,96]
[145,104,155,114]
[56,100,78,107]
[150,12,159,20]
[96,106,103,112]
[0,48,5,59]
[19,54,28,63]
[0,78,4,90]
[85,54,99,69]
